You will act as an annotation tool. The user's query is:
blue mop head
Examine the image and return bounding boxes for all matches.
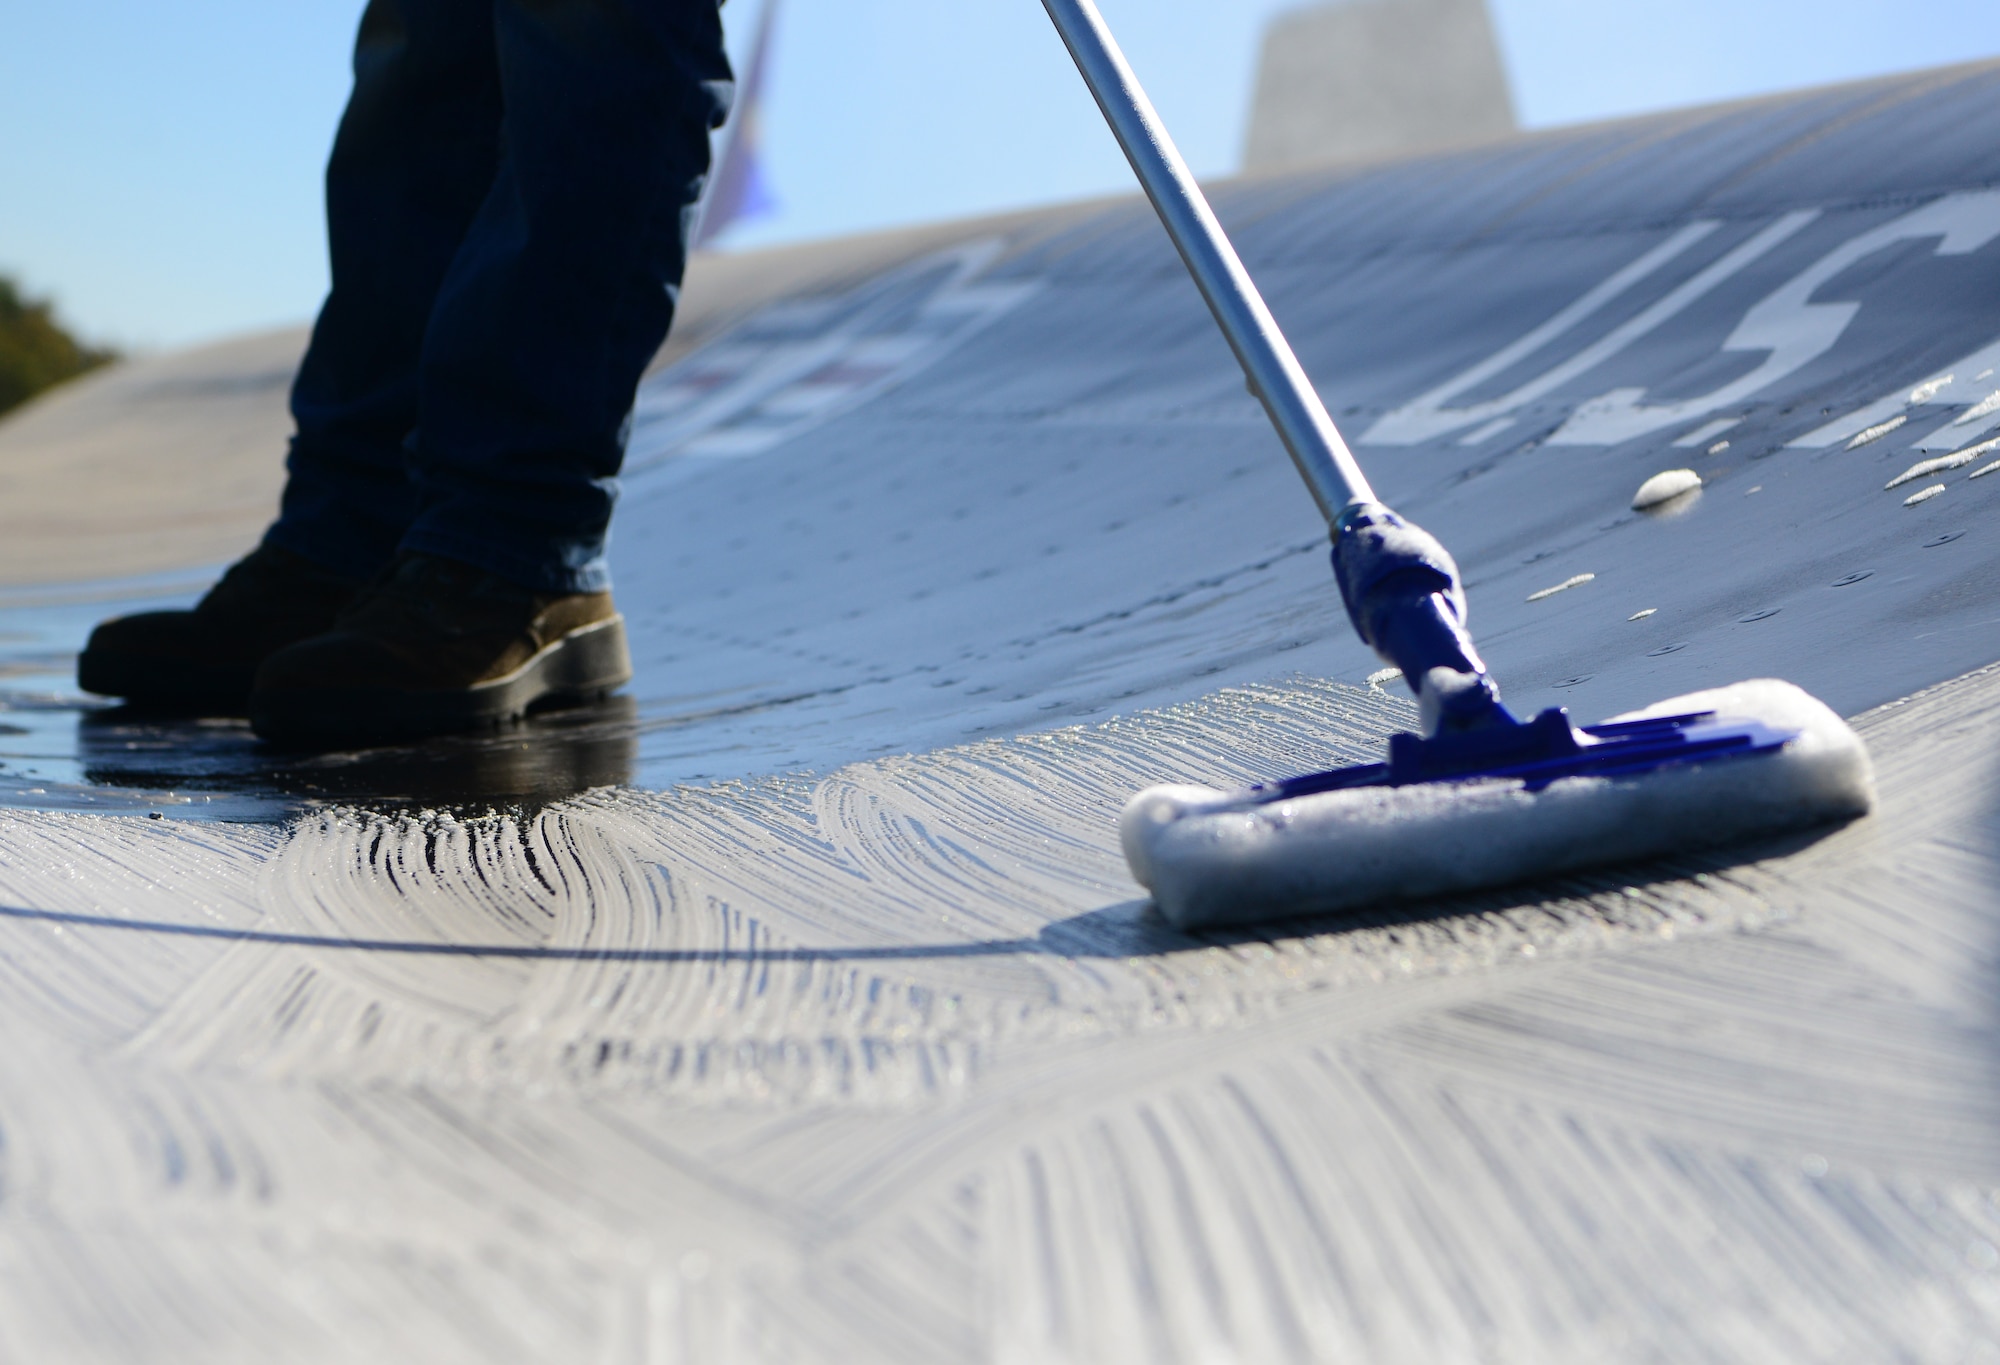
[1121,680,1874,929]
[1120,505,1874,928]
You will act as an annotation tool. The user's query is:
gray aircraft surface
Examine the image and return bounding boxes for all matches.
[0,57,1996,1363]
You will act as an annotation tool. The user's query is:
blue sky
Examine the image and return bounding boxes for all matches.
[4,0,1998,349]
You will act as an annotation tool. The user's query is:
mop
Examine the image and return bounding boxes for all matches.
[1038,0,1874,929]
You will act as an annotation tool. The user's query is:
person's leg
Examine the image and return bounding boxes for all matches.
[78,0,508,713]
[247,0,732,744]
[397,0,733,593]
[265,0,507,580]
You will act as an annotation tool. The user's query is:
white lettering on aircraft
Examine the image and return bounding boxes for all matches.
[1362,189,2000,449]
[625,240,1038,477]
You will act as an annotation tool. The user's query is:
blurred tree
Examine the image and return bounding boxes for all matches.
[0,276,116,419]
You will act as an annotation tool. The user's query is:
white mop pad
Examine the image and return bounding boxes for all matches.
[1121,679,1874,930]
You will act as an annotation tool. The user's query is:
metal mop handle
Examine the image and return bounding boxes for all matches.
[1038,0,1374,522]
[1040,0,1517,735]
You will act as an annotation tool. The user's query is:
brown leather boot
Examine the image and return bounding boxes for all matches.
[248,552,632,747]
[78,544,364,714]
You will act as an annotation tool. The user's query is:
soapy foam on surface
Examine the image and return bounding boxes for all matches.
[1885,448,1984,488]
[1953,389,2000,424]
[1526,573,1595,602]
[1904,483,1948,506]
[0,664,1995,1364]
[1845,414,1907,448]
[1122,680,1873,930]
[1908,374,1955,405]
[1793,335,2000,450]
[1630,468,1701,509]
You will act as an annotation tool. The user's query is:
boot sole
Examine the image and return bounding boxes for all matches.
[76,650,255,716]
[249,615,634,748]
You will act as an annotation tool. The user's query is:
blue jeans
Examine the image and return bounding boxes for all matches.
[266,0,732,594]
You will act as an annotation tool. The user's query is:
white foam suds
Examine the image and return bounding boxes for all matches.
[1904,484,1947,506]
[1632,468,1701,509]
[1971,460,2000,480]
[1909,374,1955,404]
[1629,608,1658,620]
[1122,679,1874,929]
[1952,389,2000,424]
[1365,667,1404,689]
[1527,573,1595,602]
[1847,414,1908,449]
[1791,336,2000,449]
[1885,449,1983,489]
[1708,439,1731,454]
[1945,431,2000,464]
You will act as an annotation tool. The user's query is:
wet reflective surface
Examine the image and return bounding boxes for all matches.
[73,700,639,819]
[11,80,2000,827]
[4,68,2000,1363]
[0,575,638,821]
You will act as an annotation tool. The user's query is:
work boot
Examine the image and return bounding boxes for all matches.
[78,544,364,714]
[249,552,632,747]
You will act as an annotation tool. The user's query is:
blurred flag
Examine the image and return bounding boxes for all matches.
[693,0,781,249]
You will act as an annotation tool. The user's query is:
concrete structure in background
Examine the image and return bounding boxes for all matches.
[1243,0,1516,172]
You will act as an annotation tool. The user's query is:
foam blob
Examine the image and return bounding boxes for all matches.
[1953,389,2000,425]
[1632,468,1702,509]
[1527,573,1594,602]
[1121,679,1874,929]
[1847,415,1908,449]
[1886,450,1982,489]
[1910,374,1955,404]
